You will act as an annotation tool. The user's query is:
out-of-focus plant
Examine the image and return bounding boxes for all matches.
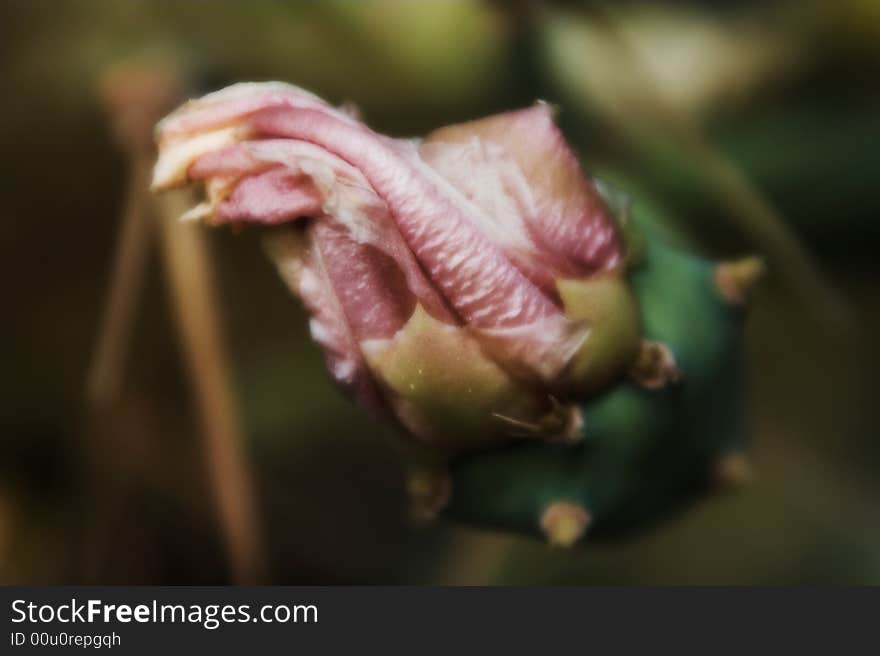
[530,3,846,327]
[9,0,513,128]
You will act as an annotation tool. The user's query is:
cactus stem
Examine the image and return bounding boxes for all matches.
[407,466,452,523]
[628,340,682,390]
[715,256,766,306]
[713,452,753,491]
[492,397,585,444]
[540,501,591,547]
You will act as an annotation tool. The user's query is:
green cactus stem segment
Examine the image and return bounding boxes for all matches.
[715,256,766,306]
[628,339,682,390]
[539,501,591,547]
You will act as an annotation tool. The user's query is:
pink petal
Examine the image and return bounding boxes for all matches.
[191,139,456,325]
[153,83,355,189]
[265,226,381,411]
[216,168,323,225]
[417,136,560,293]
[422,103,622,275]
[265,220,420,414]
[249,106,563,332]
[312,220,416,342]
[157,82,346,137]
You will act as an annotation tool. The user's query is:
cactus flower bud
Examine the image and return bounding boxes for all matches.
[153,81,763,543]
[153,82,641,451]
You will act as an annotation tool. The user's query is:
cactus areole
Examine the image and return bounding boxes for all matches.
[153,82,759,545]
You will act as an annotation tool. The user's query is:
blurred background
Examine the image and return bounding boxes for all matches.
[1,0,878,584]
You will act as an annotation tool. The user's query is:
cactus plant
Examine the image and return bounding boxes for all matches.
[152,82,761,547]
[445,208,761,545]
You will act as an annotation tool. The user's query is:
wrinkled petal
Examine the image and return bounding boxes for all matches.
[153,82,353,190]
[418,135,560,293]
[191,139,456,325]
[422,103,622,276]
[248,108,563,327]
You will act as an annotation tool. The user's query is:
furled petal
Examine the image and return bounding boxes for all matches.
[248,106,586,382]
[156,81,348,137]
[190,139,455,325]
[417,134,561,293]
[421,103,622,276]
[249,106,564,332]
[152,82,354,190]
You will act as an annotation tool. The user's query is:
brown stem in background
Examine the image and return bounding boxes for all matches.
[85,154,154,407]
[155,190,267,584]
[85,57,266,583]
[81,146,156,582]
